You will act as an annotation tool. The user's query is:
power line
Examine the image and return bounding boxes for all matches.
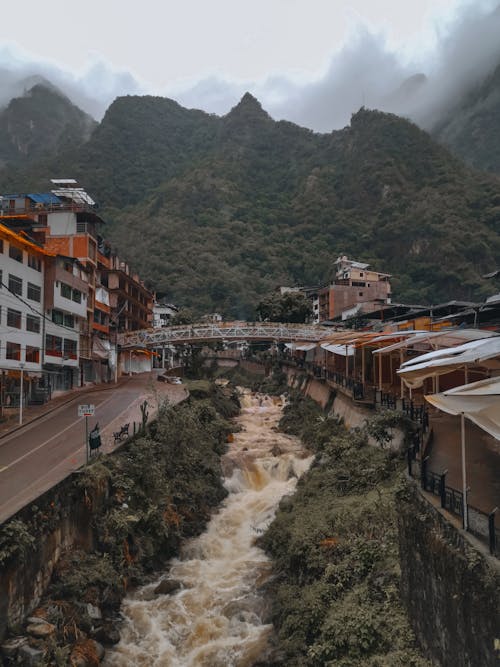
[0,281,81,334]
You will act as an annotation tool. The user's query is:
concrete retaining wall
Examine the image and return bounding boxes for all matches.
[398,481,500,666]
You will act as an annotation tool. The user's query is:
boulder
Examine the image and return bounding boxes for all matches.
[91,623,121,646]
[86,603,102,621]
[70,639,105,666]
[18,644,45,666]
[26,622,56,638]
[154,578,181,595]
[1,636,28,660]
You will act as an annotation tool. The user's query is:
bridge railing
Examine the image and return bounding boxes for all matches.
[118,322,329,347]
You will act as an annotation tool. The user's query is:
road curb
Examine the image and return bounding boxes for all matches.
[0,379,131,442]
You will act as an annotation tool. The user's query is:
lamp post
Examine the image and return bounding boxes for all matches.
[19,362,25,425]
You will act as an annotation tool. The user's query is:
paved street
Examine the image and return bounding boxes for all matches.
[0,373,187,524]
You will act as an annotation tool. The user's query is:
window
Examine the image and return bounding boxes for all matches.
[28,254,42,271]
[27,283,41,302]
[9,244,23,263]
[0,240,3,252]
[52,310,64,325]
[359,292,364,297]
[6,341,21,360]
[93,309,108,326]
[64,338,77,359]
[37,214,47,225]
[26,346,40,364]
[72,289,82,304]
[64,314,75,328]
[26,314,41,333]
[45,334,63,356]
[7,309,21,329]
[61,283,72,299]
[8,274,22,295]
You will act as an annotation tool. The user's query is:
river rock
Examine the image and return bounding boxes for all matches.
[86,603,102,620]
[70,639,105,666]
[18,644,45,666]
[26,621,56,638]
[1,636,28,659]
[26,617,47,626]
[271,444,282,456]
[154,578,181,595]
[91,622,121,646]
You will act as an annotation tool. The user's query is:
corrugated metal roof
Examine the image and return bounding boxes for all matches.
[28,193,62,205]
[51,188,95,206]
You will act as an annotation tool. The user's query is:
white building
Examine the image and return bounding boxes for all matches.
[153,301,178,328]
[0,224,46,409]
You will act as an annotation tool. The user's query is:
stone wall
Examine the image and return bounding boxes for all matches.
[0,472,106,640]
[398,480,500,667]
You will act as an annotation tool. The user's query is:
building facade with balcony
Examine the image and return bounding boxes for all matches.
[43,255,89,391]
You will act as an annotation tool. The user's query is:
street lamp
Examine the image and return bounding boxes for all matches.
[19,362,25,425]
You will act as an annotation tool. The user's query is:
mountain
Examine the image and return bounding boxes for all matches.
[1,93,500,318]
[0,84,96,168]
[432,61,500,175]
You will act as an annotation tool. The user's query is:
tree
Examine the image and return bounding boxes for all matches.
[256,291,313,323]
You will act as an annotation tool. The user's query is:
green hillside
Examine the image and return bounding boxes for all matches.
[1,93,500,317]
[0,84,96,168]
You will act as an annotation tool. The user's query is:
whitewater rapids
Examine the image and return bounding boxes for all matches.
[104,390,312,667]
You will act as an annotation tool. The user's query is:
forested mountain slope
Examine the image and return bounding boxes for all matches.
[1,93,499,317]
[0,84,96,168]
[432,61,500,175]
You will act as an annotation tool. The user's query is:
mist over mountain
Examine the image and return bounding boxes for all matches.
[0,1,499,135]
[0,84,96,168]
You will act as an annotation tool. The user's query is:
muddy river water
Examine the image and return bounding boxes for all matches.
[104,390,312,666]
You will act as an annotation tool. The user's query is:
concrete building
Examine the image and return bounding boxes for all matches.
[0,223,47,410]
[153,301,179,328]
[318,256,392,322]
[43,255,89,391]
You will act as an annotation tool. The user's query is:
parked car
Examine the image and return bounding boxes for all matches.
[167,376,183,384]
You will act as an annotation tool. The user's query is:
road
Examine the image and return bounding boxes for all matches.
[0,373,186,524]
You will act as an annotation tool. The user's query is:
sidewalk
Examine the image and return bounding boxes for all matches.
[98,380,188,454]
[0,378,130,441]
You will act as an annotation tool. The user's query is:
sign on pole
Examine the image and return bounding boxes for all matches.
[78,404,95,417]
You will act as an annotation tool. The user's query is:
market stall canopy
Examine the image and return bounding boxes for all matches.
[397,337,500,389]
[425,377,500,440]
[320,343,355,356]
[284,343,317,351]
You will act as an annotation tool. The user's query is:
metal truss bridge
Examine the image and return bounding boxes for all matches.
[118,322,329,349]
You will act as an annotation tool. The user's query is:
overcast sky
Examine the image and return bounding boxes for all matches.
[1,0,499,130]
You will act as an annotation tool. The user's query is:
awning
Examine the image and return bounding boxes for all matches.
[321,343,355,356]
[425,377,500,440]
[285,343,317,352]
[27,193,62,205]
[372,332,431,354]
[397,337,500,388]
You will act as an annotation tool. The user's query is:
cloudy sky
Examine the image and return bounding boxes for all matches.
[1,0,499,130]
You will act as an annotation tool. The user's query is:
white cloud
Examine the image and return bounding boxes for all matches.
[0,1,499,131]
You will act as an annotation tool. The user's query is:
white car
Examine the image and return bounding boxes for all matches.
[167,376,183,384]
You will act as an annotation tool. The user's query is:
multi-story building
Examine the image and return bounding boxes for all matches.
[1,181,113,383]
[317,256,392,322]
[0,223,47,410]
[43,255,89,391]
[1,179,155,392]
[99,254,154,332]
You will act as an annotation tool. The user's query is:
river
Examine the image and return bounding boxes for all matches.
[104,390,312,667]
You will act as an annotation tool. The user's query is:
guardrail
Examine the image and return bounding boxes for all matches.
[119,323,329,347]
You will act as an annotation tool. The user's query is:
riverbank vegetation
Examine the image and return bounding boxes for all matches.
[259,394,430,666]
[0,382,239,665]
